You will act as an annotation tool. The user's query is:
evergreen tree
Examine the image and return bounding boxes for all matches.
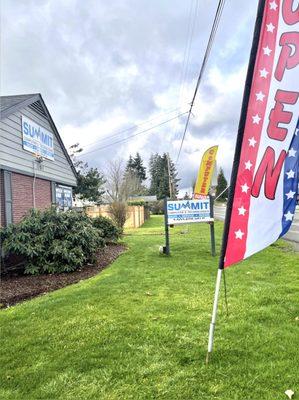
[125,153,146,182]
[166,154,180,198]
[133,152,147,181]
[216,168,228,201]
[160,153,171,199]
[70,143,105,203]
[148,153,180,199]
[74,168,106,203]
[125,155,134,172]
[122,169,146,198]
[149,153,160,196]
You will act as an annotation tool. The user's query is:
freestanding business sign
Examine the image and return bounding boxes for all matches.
[167,199,213,224]
[21,116,54,161]
[163,197,216,256]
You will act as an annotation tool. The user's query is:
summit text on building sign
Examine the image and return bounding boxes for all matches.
[22,116,54,161]
[167,199,213,225]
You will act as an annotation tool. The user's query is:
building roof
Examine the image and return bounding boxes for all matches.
[0,94,39,115]
[0,93,77,179]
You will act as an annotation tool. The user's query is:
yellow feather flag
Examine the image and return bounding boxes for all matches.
[194,146,218,198]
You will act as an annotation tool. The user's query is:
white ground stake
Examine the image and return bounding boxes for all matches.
[206,268,223,363]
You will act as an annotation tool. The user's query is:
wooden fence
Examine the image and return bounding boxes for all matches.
[86,205,145,228]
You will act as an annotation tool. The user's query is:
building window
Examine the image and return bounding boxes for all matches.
[55,185,73,210]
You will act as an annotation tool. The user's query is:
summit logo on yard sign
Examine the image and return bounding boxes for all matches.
[167,198,213,225]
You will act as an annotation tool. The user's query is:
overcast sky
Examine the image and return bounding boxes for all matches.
[1,0,259,188]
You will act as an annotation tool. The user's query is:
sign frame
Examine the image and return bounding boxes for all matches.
[166,198,214,225]
[163,196,216,256]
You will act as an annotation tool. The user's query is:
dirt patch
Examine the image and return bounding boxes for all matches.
[0,244,126,308]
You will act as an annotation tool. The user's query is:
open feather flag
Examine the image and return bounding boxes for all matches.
[223,0,299,268]
[207,0,299,359]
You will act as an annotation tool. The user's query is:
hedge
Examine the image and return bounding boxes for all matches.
[0,208,106,275]
[92,215,121,242]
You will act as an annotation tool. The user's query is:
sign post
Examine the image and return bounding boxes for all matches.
[163,197,170,255]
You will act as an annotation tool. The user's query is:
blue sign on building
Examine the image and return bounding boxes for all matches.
[22,115,54,160]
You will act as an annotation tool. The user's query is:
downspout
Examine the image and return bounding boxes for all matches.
[32,160,36,209]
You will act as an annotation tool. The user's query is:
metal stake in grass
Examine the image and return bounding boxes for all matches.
[206,268,222,364]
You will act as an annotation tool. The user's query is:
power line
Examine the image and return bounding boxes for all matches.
[177,0,199,110]
[83,104,189,149]
[172,0,199,143]
[176,0,226,163]
[80,112,188,156]
[76,1,197,156]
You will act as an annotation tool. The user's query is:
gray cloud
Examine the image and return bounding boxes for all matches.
[1,0,259,188]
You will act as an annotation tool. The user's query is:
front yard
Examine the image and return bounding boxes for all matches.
[0,216,298,399]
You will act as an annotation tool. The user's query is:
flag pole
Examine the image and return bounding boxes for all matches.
[206,268,223,363]
[206,0,266,363]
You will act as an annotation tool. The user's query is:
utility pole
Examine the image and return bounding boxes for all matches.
[166,153,173,199]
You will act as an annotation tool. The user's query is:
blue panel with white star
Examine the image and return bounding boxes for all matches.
[280,119,299,237]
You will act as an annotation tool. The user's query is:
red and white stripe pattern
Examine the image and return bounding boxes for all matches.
[224,0,299,267]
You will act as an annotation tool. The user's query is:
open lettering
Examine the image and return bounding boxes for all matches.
[267,90,299,141]
[252,0,299,200]
[252,147,286,199]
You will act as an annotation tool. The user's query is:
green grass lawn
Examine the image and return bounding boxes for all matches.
[1,216,298,400]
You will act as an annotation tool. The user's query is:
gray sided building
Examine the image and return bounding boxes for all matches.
[0,93,77,226]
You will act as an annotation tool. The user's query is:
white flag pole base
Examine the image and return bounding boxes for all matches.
[206,268,223,364]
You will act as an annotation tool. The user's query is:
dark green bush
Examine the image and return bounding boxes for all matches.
[92,216,121,242]
[0,208,105,275]
[149,200,165,215]
[127,201,144,206]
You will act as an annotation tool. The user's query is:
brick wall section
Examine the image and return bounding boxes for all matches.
[11,173,33,223]
[0,170,5,227]
[11,172,52,223]
[35,177,52,210]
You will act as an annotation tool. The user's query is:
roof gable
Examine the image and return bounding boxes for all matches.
[0,93,77,179]
[0,94,40,118]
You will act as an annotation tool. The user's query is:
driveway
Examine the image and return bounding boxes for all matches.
[214,203,299,247]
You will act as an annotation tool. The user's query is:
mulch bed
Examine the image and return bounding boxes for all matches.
[0,244,126,308]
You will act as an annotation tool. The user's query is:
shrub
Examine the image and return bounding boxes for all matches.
[144,204,150,220]
[149,200,165,215]
[108,202,127,230]
[0,208,105,275]
[92,216,120,242]
[127,201,144,206]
